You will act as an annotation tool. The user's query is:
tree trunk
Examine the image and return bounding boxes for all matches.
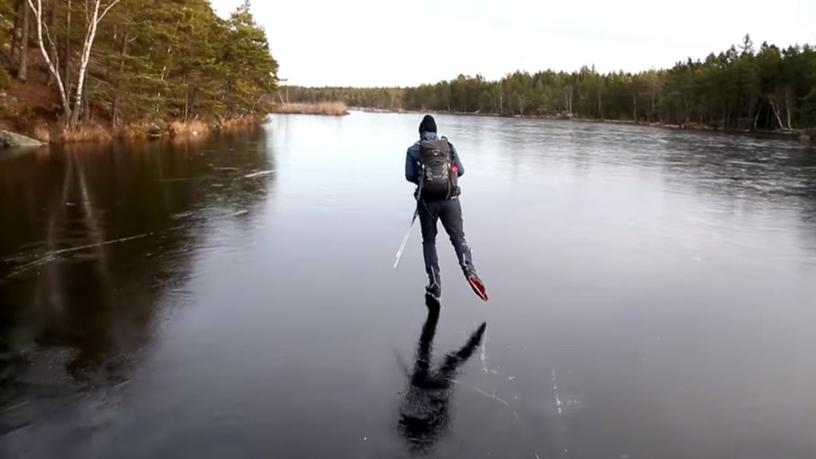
[16,0,29,82]
[112,30,128,127]
[10,1,22,63]
[563,87,573,114]
[69,0,102,128]
[784,88,792,130]
[657,87,664,123]
[82,83,90,123]
[769,99,785,130]
[183,76,190,120]
[63,0,71,90]
[45,0,57,85]
[598,93,603,119]
[187,88,198,119]
[26,0,72,123]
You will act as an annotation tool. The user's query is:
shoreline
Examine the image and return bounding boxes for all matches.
[350,107,812,143]
[4,109,811,148]
[0,115,269,147]
[1,62,273,147]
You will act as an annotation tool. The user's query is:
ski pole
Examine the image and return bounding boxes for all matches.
[393,173,424,269]
[393,208,418,269]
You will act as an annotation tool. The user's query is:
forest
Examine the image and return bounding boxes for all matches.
[3,1,815,137]
[0,0,278,133]
[289,36,816,132]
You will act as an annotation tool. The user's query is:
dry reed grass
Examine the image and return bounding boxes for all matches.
[219,115,266,131]
[168,119,210,138]
[32,125,51,143]
[60,124,113,143]
[118,122,154,140]
[24,116,267,145]
[273,102,349,116]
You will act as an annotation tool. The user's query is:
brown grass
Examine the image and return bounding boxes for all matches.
[60,124,114,143]
[168,119,210,138]
[32,125,52,143]
[28,120,196,144]
[2,116,265,144]
[117,122,154,140]
[273,102,349,116]
[219,115,267,131]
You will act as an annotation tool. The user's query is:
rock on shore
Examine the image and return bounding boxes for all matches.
[0,130,45,149]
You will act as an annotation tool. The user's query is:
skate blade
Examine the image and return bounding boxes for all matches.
[468,277,489,302]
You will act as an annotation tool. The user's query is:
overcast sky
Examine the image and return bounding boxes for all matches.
[211,0,816,87]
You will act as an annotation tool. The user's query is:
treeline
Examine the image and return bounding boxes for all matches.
[282,86,404,111]
[292,37,816,131]
[0,0,278,129]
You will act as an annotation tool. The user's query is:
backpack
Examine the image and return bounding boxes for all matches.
[419,137,459,200]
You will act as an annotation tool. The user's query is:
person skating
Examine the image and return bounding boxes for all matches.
[404,115,488,302]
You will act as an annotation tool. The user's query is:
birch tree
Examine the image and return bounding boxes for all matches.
[25,0,123,128]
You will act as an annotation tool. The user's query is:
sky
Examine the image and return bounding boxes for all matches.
[211,0,816,87]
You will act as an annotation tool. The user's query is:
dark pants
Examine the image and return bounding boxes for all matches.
[417,197,476,289]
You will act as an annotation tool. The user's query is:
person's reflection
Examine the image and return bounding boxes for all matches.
[398,299,487,456]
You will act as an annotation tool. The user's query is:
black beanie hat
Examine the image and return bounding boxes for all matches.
[419,115,437,134]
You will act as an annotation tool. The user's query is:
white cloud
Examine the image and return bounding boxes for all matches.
[211,0,816,87]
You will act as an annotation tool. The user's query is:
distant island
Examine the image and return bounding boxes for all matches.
[285,36,816,143]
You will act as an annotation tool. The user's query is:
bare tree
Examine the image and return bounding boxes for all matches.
[64,0,71,86]
[69,0,123,126]
[25,0,71,121]
[25,0,124,128]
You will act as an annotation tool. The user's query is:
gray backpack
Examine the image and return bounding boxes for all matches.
[419,137,459,200]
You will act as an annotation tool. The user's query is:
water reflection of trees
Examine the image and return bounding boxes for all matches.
[658,132,815,198]
[538,122,816,256]
[656,132,816,253]
[0,129,275,418]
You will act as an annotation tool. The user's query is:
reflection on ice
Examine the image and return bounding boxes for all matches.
[398,301,486,456]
